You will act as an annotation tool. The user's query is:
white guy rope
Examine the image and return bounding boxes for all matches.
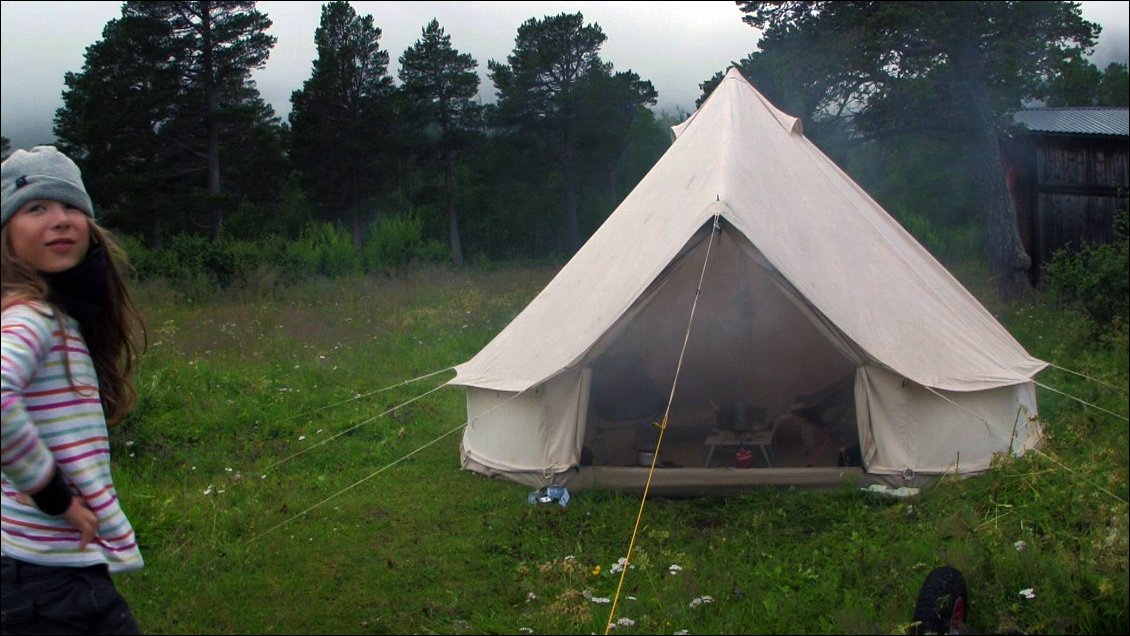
[1028,446,1129,505]
[249,386,530,544]
[1034,380,1129,422]
[923,385,994,434]
[250,420,466,543]
[273,366,455,425]
[1046,361,1128,396]
[260,378,452,474]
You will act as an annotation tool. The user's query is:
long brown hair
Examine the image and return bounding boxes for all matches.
[1,222,147,426]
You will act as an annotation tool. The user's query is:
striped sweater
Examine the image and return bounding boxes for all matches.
[1,301,142,572]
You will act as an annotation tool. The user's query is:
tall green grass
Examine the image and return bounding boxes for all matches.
[110,265,1127,634]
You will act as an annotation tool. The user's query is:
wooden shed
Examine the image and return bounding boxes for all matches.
[1001,107,1129,284]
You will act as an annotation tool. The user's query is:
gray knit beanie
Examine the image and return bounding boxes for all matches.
[1,146,95,226]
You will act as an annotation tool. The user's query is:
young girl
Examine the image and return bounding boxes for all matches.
[1,146,147,634]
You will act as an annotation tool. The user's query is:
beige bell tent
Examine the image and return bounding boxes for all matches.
[450,68,1046,494]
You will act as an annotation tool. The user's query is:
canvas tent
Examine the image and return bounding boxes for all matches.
[450,68,1047,494]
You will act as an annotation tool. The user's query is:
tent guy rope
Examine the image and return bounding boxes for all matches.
[248,384,532,545]
[259,368,455,474]
[605,214,722,634]
[1033,380,1129,422]
[272,366,455,426]
[1047,361,1129,396]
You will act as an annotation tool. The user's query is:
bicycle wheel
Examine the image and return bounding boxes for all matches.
[909,566,967,635]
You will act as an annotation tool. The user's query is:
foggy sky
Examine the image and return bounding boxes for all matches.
[2,0,1127,152]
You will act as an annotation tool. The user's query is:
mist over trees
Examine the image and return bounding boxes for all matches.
[722,1,1107,299]
[288,0,395,246]
[488,12,657,253]
[54,0,282,247]
[42,1,670,267]
[14,1,1121,289]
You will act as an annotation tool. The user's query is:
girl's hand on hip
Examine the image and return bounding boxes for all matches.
[63,496,100,548]
[14,492,99,548]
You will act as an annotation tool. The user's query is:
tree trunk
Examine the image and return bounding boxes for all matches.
[351,209,363,250]
[563,130,580,253]
[147,214,162,251]
[955,44,1032,300]
[202,4,223,241]
[444,145,464,267]
[969,126,1032,299]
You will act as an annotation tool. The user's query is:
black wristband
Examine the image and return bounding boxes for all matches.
[30,467,73,516]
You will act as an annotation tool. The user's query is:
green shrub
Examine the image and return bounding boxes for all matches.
[275,174,315,239]
[120,232,291,292]
[1043,206,1129,327]
[285,221,362,278]
[891,208,982,266]
[364,209,446,272]
[115,233,151,280]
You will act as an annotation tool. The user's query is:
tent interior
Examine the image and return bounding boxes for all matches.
[579,220,864,472]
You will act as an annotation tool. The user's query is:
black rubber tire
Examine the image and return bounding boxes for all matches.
[910,566,968,635]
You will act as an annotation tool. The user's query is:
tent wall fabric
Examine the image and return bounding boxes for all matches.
[451,68,1046,492]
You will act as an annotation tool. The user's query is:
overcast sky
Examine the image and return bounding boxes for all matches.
[2,1,1127,152]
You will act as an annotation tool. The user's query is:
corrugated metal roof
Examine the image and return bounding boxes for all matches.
[1012,107,1129,137]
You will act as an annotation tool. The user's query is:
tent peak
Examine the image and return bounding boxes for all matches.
[723,67,804,135]
[672,67,804,139]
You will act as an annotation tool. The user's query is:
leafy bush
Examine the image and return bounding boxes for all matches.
[364,209,447,272]
[890,207,982,266]
[1043,205,1129,327]
[120,232,291,293]
[115,233,151,281]
[285,221,362,278]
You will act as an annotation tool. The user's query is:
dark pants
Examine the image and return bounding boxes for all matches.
[0,556,140,635]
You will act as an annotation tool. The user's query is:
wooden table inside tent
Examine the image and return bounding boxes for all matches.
[703,424,776,467]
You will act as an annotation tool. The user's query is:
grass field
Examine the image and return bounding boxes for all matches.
[110,265,1128,634]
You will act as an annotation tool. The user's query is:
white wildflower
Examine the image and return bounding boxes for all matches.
[526,592,538,602]
[203,486,214,496]
[1014,540,1028,552]
[518,629,533,634]
[298,435,306,441]
[610,557,634,574]
[591,596,611,604]
[673,631,690,635]
[617,617,635,627]
[688,595,713,608]
[1019,588,1036,599]
[669,564,683,575]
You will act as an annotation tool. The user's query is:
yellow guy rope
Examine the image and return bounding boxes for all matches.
[605,215,722,634]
